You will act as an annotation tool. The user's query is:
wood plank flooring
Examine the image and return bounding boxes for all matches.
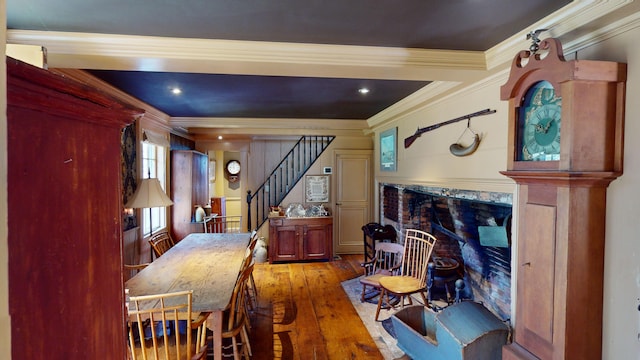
[246,254,385,360]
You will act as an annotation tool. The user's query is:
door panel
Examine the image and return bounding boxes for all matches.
[335,150,373,254]
[273,225,298,261]
[304,224,331,260]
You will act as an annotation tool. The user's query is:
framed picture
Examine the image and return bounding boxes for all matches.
[305,175,330,203]
[209,160,216,182]
[380,127,397,171]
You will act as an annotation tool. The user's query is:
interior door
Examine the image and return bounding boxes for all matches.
[334,150,373,254]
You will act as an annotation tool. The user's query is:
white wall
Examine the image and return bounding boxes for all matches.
[372,27,640,360]
[585,27,640,359]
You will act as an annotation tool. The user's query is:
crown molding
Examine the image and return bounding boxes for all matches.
[171,117,367,130]
[366,81,462,131]
[486,0,635,71]
[176,118,369,138]
[51,68,173,132]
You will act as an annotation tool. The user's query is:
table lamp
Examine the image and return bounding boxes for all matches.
[125,177,174,259]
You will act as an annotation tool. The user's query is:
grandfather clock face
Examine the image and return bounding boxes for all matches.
[516,81,562,161]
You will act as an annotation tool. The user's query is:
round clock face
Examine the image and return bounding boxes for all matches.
[518,81,562,161]
[226,160,241,175]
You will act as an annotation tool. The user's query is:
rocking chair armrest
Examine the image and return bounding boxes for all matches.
[192,312,211,328]
[360,260,377,268]
[390,264,402,272]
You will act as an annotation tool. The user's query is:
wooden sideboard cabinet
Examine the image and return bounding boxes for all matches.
[269,217,333,263]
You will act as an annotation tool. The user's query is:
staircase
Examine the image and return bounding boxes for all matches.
[247,135,335,231]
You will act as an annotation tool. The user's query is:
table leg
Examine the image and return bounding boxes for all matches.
[212,310,223,359]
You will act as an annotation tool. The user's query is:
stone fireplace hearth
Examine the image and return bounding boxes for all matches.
[380,183,513,321]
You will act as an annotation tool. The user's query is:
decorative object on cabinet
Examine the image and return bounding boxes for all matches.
[305,175,330,202]
[171,150,209,241]
[380,127,397,171]
[269,217,333,263]
[403,108,496,149]
[194,204,206,222]
[499,35,626,360]
[7,57,143,358]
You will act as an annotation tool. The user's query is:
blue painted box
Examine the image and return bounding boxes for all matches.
[391,302,509,360]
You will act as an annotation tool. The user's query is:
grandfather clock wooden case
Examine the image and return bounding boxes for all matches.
[7,58,142,358]
[500,39,626,359]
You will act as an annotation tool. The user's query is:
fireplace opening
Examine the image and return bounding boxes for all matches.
[380,184,512,321]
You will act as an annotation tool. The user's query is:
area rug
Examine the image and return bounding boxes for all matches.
[341,276,405,360]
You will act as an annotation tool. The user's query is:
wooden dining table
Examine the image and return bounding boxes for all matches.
[125,232,251,359]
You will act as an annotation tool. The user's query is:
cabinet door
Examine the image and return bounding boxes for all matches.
[303,224,331,260]
[272,225,299,262]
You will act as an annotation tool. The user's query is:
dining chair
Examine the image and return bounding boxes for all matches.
[126,290,210,360]
[124,263,150,281]
[375,229,437,321]
[208,263,253,360]
[203,215,243,233]
[148,231,175,259]
[241,237,259,313]
[359,242,405,303]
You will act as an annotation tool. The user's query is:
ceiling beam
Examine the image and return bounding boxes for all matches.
[8,30,487,82]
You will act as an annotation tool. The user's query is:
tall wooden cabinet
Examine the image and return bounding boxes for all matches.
[171,150,209,241]
[269,217,333,262]
[7,58,142,359]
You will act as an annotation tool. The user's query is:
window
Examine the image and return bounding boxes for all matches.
[142,141,168,237]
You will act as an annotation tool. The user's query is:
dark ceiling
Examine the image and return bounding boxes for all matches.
[7,0,572,120]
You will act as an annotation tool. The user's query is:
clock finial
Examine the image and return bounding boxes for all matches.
[526,29,547,54]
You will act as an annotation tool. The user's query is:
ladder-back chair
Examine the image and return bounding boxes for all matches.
[203,215,243,233]
[126,290,210,360]
[148,231,175,259]
[359,242,404,302]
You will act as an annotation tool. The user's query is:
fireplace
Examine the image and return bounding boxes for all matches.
[380,184,512,321]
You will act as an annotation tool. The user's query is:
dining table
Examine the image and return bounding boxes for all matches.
[125,232,251,359]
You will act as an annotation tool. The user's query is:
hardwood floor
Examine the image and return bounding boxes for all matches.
[246,254,385,360]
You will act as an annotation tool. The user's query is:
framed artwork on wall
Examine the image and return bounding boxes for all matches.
[305,175,330,203]
[380,127,397,171]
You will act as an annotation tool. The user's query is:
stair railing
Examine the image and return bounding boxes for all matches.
[247,135,335,231]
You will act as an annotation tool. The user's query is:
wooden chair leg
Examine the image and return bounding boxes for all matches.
[375,288,386,321]
[419,291,428,306]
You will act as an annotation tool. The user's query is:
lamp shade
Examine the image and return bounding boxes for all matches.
[124,178,174,208]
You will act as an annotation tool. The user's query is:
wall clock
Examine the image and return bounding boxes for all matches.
[500,36,626,360]
[226,160,241,183]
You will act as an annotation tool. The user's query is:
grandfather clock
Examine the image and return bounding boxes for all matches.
[500,37,626,359]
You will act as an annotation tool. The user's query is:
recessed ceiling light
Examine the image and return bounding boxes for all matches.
[218,135,223,140]
[358,87,370,94]
[171,87,182,95]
